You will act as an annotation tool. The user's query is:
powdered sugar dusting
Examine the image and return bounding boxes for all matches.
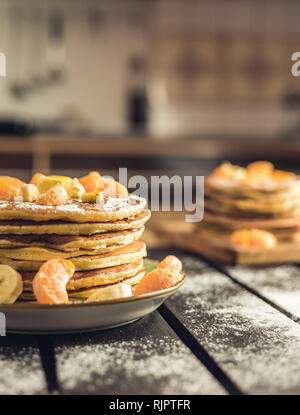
[0,196,146,221]
[167,263,300,394]
[0,344,47,394]
[0,200,87,213]
[0,196,144,213]
[227,265,300,319]
[55,314,225,395]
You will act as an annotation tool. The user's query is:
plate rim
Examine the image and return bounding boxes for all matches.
[0,275,185,310]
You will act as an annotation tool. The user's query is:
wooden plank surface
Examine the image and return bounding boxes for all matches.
[2,249,300,395]
[226,264,300,321]
[162,253,300,394]
[53,312,226,395]
[0,335,48,395]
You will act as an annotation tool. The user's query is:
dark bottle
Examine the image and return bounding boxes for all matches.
[126,56,148,136]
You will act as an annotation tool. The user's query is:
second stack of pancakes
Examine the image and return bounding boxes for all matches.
[0,195,150,301]
[196,161,300,244]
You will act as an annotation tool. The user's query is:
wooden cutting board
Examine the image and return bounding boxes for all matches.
[155,221,300,265]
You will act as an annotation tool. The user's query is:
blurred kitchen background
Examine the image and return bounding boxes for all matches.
[0,0,300,183]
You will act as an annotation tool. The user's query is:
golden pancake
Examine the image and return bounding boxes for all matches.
[22,259,144,290]
[20,269,144,301]
[0,234,145,260]
[0,210,150,235]
[205,196,300,217]
[206,175,299,194]
[0,227,144,251]
[206,178,300,202]
[204,210,300,229]
[0,195,146,223]
[0,245,121,260]
[68,270,144,299]
[0,240,146,271]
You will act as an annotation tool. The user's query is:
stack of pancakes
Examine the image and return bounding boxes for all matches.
[0,196,150,301]
[197,163,300,244]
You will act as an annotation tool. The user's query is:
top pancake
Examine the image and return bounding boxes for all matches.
[206,175,300,195]
[0,195,146,223]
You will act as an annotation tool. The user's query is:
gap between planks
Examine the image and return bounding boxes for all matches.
[38,336,61,394]
[35,250,299,396]
[158,304,243,395]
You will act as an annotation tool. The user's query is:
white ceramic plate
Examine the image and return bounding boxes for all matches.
[0,259,185,334]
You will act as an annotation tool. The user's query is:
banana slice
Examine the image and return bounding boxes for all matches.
[22,183,40,202]
[81,191,101,203]
[0,265,23,304]
[37,175,73,197]
[71,178,85,199]
[86,283,132,303]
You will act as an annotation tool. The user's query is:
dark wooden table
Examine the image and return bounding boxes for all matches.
[1,248,300,395]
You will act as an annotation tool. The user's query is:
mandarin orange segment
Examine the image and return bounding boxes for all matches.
[0,176,25,200]
[33,259,75,304]
[30,173,45,185]
[230,229,250,246]
[243,161,275,185]
[211,162,233,177]
[272,170,294,182]
[37,183,69,206]
[158,255,182,272]
[103,177,128,198]
[135,268,183,296]
[230,229,277,249]
[212,161,295,187]
[79,171,106,193]
[243,172,267,185]
[0,179,16,201]
[246,161,274,175]
[211,162,246,181]
[0,176,25,190]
